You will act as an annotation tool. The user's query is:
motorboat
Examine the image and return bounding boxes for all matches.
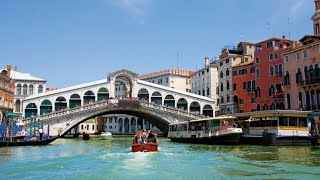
[132,130,158,152]
[168,116,243,145]
[100,132,112,139]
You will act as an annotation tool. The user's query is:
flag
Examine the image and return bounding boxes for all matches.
[281,83,285,92]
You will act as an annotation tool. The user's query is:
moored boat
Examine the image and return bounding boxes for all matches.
[234,110,312,146]
[132,130,158,152]
[100,131,112,140]
[167,116,243,145]
[0,136,59,147]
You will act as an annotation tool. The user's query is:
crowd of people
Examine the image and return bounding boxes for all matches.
[133,129,158,144]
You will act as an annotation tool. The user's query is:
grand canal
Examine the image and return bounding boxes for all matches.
[1,137,320,179]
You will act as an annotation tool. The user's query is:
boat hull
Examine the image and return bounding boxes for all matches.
[0,136,59,147]
[240,134,312,146]
[170,133,241,145]
[132,143,158,152]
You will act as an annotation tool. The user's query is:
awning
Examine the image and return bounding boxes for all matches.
[7,112,20,118]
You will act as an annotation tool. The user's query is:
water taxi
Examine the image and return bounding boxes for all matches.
[167,116,243,145]
[132,130,158,152]
[234,110,312,146]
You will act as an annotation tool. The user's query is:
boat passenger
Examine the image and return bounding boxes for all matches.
[147,130,155,143]
[134,131,142,144]
[141,129,148,143]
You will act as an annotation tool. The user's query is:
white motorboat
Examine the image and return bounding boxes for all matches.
[100,132,112,139]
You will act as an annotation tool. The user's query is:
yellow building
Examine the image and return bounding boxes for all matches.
[0,65,15,118]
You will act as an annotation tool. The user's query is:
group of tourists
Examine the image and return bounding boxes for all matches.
[134,129,158,144]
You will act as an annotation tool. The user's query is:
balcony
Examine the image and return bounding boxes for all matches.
[301,77,320,87]
[246,88,256,93]
[272,93,284,101]
[0,83,14,94]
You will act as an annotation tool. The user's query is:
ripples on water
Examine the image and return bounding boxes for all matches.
[0,137,320,179]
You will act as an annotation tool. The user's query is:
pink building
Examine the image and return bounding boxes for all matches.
[282,0,320,111]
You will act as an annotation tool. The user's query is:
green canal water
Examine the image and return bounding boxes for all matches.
[0,137,320,179]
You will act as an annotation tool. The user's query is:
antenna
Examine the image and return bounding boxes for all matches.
[288,17,292,39]
[266,21,270,33]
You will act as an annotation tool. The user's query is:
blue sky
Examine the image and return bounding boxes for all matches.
[0,0,314,88]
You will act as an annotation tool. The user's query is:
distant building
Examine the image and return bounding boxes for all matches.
[0,66,46,117]
[139,69,194,92]
[0,66,15,117]
[191,57,218,114]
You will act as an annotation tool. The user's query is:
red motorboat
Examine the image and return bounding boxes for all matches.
[132,130,158,152]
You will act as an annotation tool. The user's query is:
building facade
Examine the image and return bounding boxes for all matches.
[0,66,15,118]
[232,59,256,113]
[254,37,293,111]
[191,57,219,113]
[217,42,255,114]
[139,69,194,92]
[282,0,320,111]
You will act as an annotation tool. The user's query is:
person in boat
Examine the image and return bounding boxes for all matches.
[134,131,142,144]
[147,130,157,143]
[39,128,43,141]
[141,129,148,143]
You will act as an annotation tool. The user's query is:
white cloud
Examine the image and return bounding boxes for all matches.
[289,0,307,20]
[113,0,152,23]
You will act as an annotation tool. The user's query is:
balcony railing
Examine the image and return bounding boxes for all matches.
[301,77,320,86]
[272,93,284,101]
[0,84,14,93]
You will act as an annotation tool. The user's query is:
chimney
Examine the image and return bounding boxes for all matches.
[205,57,210,67]
[6,65,11,77]
[14,66,17,71]
[282,35,286,40]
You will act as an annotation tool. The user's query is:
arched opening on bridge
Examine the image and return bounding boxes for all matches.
[40,99,52,115]
[124,118,129,134]
[97,88,109,101]
[177,98,188,110]
[203,104,213,117]
[151,91,162,105]
[119,118,123,133]
[131,117,136,133]
[190,101,200,114]
[25,103,37,118]
[55,97,67,111]
[84,91,95,104]
[138,88,149,101]
[69,94,81,108]
[164,95,175,107]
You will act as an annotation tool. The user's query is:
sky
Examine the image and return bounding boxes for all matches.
[0,0,314,88]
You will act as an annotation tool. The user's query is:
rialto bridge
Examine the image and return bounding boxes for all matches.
[21,69,215,135]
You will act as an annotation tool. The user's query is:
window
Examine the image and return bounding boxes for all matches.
[245,57,249,62]
[186,79,188,84]
[251,98,256,103]
[267,41,273,48]
[250,67,255,73]
[207,88,210,96]
[227,95,230,102]
[243,82,247,89]
[285,55,289,63]
[220,71,223,78]
[221,97,224,103]
[16,84,21,95]
[92,125,95,130]
[23,84,27,95]
[296,52,300,60]
[269,53,274,60]
[303,50,308,58]
[233,71,237,76]
[255,57,260,63]
[227,81,230,90]
[220,61,223,66]
[256,69,260,78]
[240,99,244,104]
[220,83,224,91]
[233,84,237,91]
[255,45,262,51]
[226,68,229,76]
[275,65,279,76]
[274,53,278,59]
[270,66,274,75]
[29,85,34,95]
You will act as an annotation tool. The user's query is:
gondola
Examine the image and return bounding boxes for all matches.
[0,136,59,147]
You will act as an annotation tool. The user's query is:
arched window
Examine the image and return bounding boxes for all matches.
[316,64,320,79]
[279,64,283,76]
[226,80,230,90]
[296,68,302,84]
[257,104,261,111]
[38,85,44,94]
[275,64,278,76]
[227,95,230,102]
[220,71,223,78]
[15,100,21,112]
[256,68,260,78]
[263,103,268,110]
[269,66,274,75]
[299,92,303,108]
[304,66,309,85]
[16,84,21,95]
[284,71,290,85]
[287,94,291,109]
[29,84,34,95]
[226,68,229,76]
[23,84,27,95]
[220,83,224,91]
